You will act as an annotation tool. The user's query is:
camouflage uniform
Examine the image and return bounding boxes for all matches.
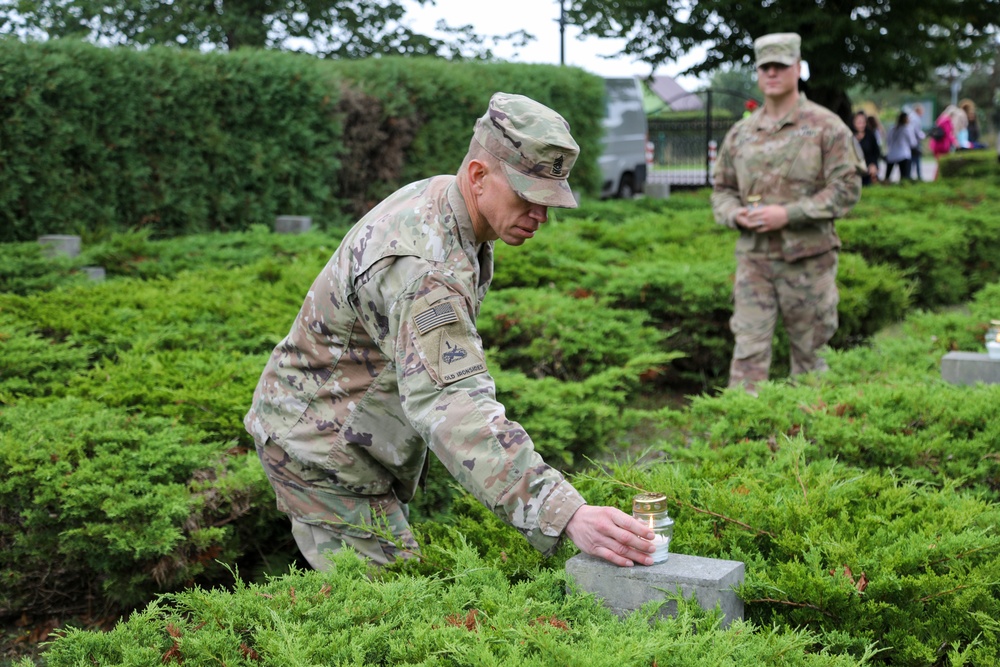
[245,93,586,568]
[711,33,863,390]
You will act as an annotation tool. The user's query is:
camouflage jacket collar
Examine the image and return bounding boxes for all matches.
[446,178,494,291]
[751,93,809,133]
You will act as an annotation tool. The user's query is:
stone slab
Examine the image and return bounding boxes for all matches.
[38,234,81,258]
[940,351,1000,385]
[566,552,744,627]
[275,215,312,234]
[82,266,106,282]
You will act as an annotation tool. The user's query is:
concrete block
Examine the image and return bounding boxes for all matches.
[941,351,1000,385]
[38,235,81,258]
[82,266,106,282]
[566,552,744,627]
[275,215,312,234]
[645,182,671,199]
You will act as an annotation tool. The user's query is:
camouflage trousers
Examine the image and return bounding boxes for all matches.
[728,250,839,391]
[255,438,420,569]
[289,500,419,570]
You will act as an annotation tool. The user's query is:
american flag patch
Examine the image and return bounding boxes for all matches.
[413,302,458,335]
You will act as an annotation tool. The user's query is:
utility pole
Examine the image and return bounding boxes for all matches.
[558,0,566,65]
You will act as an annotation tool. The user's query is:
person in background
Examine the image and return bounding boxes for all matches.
[884,111,913,183]
[711,32,863,395]
[929,106,959,179]
[993,95,1000,163]
[867,114,886,149]
[244,91,659,571]
[906,105,926,181]
[867,114,886,177]
[958,99,986,149]
[853,111,881,186]
[950,105,970,149]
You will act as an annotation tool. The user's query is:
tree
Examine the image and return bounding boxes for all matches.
[0,0,530,59]
[709,65,759,117]
[565,0,1000,121]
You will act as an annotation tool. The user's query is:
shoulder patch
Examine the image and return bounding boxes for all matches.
[438,332,487,384]
[413,302,458,335]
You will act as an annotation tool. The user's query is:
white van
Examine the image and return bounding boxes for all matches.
[599,77,649,198]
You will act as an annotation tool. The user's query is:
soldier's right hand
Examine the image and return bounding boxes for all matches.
[564,504,656,567]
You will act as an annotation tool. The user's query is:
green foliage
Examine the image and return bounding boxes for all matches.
[491,362,665,469]
[2,0,473,57]
[848,213,968,309]
[0,253,330,362]
[4,173,1000,665]
[565,0,1000,110]
[0,398,275,613]
[829,252,912,346]
[0,242,90,295]
[839,179,1000,309]
[0,41,345,241]
[0,41,606,240]
[478,287,673,381]
[572,439,1000,666]
[36,548,866,667]
[938,148,1000,181]
[0,314,95,402]
[0,225,346,293]
[668,281,1000,500]
[596,256,736,383]
[683,379,1000,498]
[327,57,606,197]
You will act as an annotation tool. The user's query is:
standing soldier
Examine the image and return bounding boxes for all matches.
[245,92,657,570]
[711,33,863,394]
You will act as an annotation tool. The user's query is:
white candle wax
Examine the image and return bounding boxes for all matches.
[649,534,670,563]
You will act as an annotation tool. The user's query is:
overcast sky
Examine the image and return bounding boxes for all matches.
[402,0,708,90]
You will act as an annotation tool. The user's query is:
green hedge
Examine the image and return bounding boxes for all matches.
[0,41,605,242]
[23,549,865,667]
[937,147,1000,181]
[0,42,345,242]
[839,179,1000,309]
[573,435,1000,667]
[325,57,605,200]
[0,398,281,613]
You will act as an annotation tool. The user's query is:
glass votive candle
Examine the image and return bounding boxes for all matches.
[986,321,1000,359]
[632,492,674,564]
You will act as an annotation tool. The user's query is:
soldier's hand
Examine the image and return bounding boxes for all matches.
[745,204,789,233]
[564,504,656,567]
[734,207,756,229]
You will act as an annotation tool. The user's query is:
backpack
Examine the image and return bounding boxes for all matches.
[929,125,946,141]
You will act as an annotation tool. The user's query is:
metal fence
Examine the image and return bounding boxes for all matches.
[647,117,739,188]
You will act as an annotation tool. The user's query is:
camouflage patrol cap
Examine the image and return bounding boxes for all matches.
[754,32,801,68]
[473,92,580,208]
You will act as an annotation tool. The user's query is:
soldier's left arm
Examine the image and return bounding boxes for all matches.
[783,121,864,226]
[384,264,586,556]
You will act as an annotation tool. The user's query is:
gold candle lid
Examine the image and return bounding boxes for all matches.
[746,194,762,205]
[633,492,668,513]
